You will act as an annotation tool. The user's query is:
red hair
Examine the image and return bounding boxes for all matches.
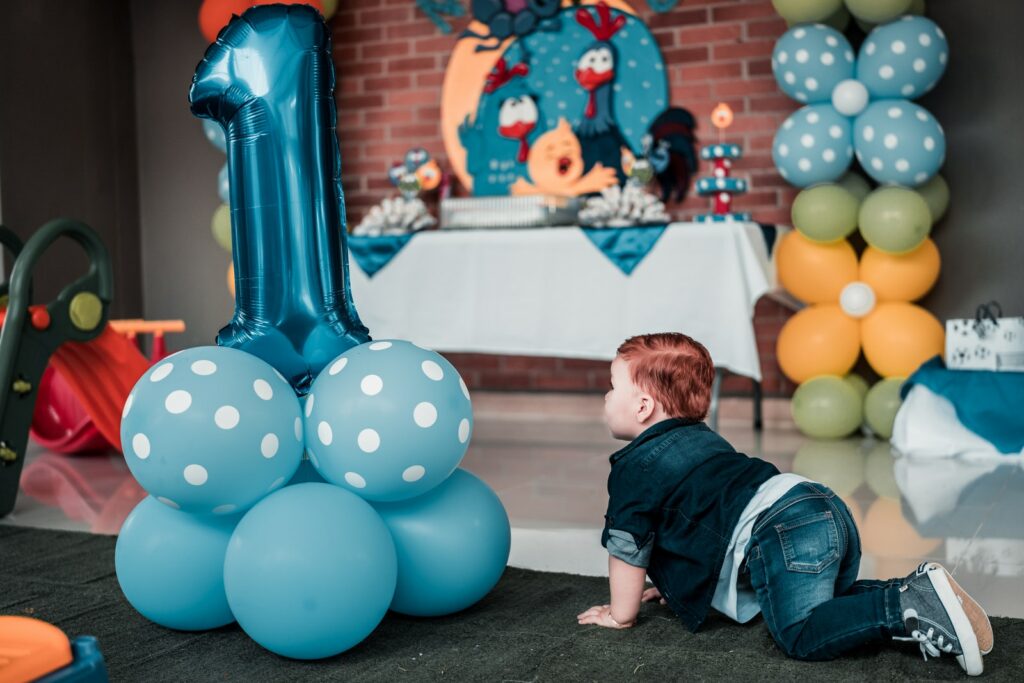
[617,333,715,421]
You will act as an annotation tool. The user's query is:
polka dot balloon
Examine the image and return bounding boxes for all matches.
[304,340,473,502]
[120,346,303,514]
[853,100,945,186]
[772,104,854,187]
[772,24,855,104]
[857,16,948,100]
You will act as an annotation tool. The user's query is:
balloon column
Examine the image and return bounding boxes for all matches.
[767,2,952,440]
[117,5,511,661]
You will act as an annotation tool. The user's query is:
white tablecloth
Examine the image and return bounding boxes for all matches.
[349,222,775,380]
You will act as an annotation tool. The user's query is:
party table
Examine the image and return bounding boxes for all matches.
[348,222,777,387]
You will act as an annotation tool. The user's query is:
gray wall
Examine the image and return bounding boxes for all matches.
[0,0,142,318]
[920,1,1024,318]
[131,0,232,350]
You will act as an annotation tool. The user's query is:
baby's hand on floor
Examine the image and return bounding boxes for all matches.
[642,586,666,605]
[576,604,633,629]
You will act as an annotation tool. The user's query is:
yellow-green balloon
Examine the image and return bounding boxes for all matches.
[864,377,904,440]
[836,172,872,204]
[792,376,864,439]
[865,441,901,499]
[909,0,926,15]
[792,439,865,497]
[844,374,870,400]
[846,0,913,23]
[915,174,950,223]
[859,187,933,254]
[211,204,232,252]
[792,184,860,243]
[788,3,850,30]
[772,0,842,23]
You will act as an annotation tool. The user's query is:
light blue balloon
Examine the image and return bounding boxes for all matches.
[772,24,855,104]
[858,16,948,100]
[115,496,238,630]
[773,104,853,187]
[202,119,226,153]
[121,346,304,514]
[305,340,473,502]
[854,100,945,186]
[218,163,230,204]
[223,483,396,659]
[374,469,510,617]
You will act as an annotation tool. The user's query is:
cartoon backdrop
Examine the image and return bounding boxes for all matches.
[442,1,675,197]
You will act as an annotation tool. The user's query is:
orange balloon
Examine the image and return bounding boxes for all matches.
[776,232,859,304]
[199,0,252,44]
[861,302,944,378]
[777,305,862,383]
[860,238,940,302]
[227,261,235,299]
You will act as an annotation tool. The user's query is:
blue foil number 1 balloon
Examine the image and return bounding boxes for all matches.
[190,4,369,393]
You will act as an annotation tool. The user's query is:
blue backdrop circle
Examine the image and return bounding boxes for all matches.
[120,345,304,514]
[857,16,948,100]
[115,496,238,631]
[223,483,397,659]
[304,340,473,502]
[772,24,855,104]
[374,469,511,617]
[854,100,945,186]
[773,104,853,187]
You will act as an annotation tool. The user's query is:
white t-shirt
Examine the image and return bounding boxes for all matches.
[710,473,810,622]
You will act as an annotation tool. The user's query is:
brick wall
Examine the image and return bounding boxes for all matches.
[330,0,800,396]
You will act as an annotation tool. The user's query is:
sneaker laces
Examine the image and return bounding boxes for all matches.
[895,627,955,661]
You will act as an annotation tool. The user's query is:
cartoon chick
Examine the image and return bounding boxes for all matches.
[510,118,619,197]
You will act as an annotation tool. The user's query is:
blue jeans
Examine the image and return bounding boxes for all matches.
[741,482,907,661]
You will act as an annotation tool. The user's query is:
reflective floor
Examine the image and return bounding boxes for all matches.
[4,391,1024,618]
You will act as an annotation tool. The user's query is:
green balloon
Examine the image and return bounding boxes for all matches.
[836,172,872,204]
[865,441,901,499]
[915,174,950,223]
[864,377,904,440]
[846,0,913,23]
[844,374,870,400]
[792,184,860,243]
[789,3,850,30]
[909,0,926,15]
[792,439,865,497]
[792,376,864,439]
[858,186,933,254]
[211,203,232,252]
[772,0,842,23]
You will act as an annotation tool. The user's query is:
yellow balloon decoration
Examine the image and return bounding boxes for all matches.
[321,0,337,18]
[778,305,862,383]
[860,238,940,303]
[227,260,235,298]
[776,232,859,305]
[861,303,944,378]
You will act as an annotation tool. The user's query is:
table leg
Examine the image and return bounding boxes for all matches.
[709,368,722,432]
[753,379,763,432]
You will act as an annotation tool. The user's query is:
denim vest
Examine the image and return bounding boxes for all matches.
[601,418,779,631]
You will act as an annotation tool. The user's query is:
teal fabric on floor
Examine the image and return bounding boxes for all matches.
[2,525,1022,681]
[903,356,1024,454]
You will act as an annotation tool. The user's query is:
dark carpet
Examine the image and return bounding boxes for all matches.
[2,525,1022,682]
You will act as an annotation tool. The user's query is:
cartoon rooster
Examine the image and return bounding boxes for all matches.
[459,57,541,195]
[573,1,628,184]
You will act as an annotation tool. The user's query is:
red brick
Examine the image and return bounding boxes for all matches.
[747,58,774,77]
[748,94,798,113]
[679,62,743,81]
[746,17,788,40]
[652,29,677,50]
[534,374,593,392]
[712,3,779,22]
[386,22,437,40]
[391,123,440,139]
[359,7,411,26]
[365,75,412,92]
[647,8,709,29]
[388,56,437,73]
[678,23,743,44]
[417,71,445,88]
[337,93,385,110]
[360,41,410,59]
[334,25,383,44]
[712,40,774,61]
[713,77,781,98]
[414,35,459,54]
[387,89,436,106]
[663,46,710,64]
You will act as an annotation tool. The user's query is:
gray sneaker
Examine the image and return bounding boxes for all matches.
[894,562,991,676]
